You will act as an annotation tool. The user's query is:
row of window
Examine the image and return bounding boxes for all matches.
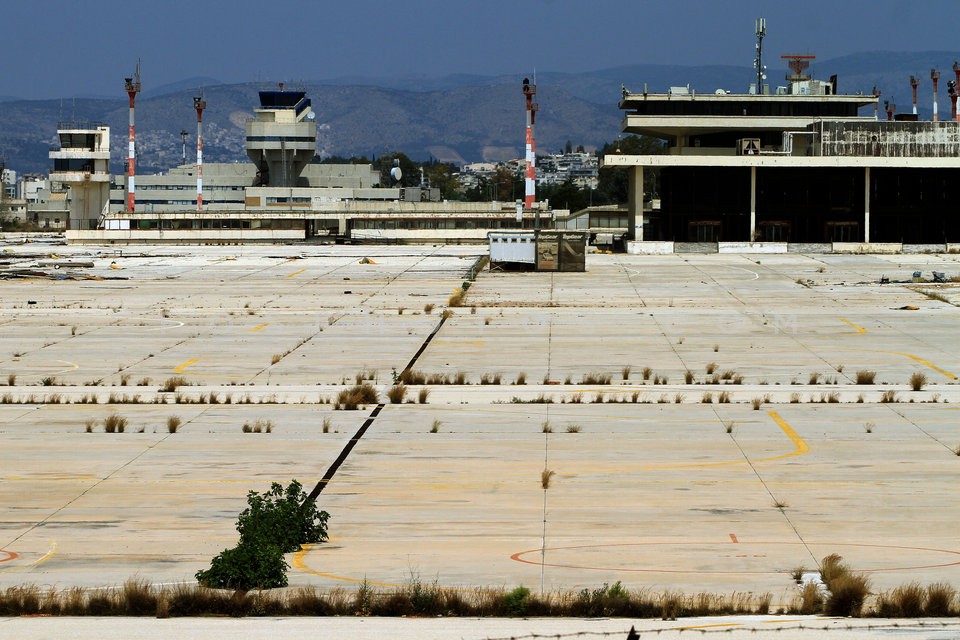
[351,219,530,230]
[118,219,304,230]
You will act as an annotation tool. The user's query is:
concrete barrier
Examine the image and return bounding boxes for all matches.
[626,241,674,254]
[718,242,788,253]
[833,242,903,254]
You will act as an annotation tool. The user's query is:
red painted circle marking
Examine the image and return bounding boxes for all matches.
[510,541,960,575]
[0,549,19,563]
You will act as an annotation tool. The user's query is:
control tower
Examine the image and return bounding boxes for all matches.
[48,123,111,230]
[245,86,317,187]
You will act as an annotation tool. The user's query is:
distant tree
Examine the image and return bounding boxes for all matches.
[374,152,420,188]
[538,178,590,212]
[423,162,461,199]
[596,135,665,204]
[564,140,573,154]
[491,167,522,202]
[314,154,371,165]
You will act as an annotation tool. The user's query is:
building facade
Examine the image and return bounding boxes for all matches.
[603,66,960,250]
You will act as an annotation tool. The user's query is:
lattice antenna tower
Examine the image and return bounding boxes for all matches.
[754,17,767,94]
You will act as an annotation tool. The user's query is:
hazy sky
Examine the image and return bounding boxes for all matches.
[3,0,959,99]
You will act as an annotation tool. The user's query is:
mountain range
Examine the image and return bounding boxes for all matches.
[1,51,957,175]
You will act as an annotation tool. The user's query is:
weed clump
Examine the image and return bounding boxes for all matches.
[855,370,876,385]
[335,383,379,410]
[819,554,870,617]
[160,377,188,393]
[167,416,182,433]
[386,384,407,404]
[103,413,127,433]
[580,372,611,385]
[910,372,928,391]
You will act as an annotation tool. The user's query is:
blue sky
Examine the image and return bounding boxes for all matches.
[3,0,959,99]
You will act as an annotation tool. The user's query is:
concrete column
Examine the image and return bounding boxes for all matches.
[750,166,757,241]
[864,166,871,243]
[338,216,347,236]
[628,166,644,241]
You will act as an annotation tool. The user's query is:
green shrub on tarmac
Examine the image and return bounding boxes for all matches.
[196,480,329,590]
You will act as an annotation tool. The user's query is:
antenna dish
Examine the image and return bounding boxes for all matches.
[390,167,402,182]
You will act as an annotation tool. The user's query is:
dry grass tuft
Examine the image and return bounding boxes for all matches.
[541,469,556,490]
[166,416,182,433]
[580,372,612,385]
[855,370,876,385]
[910,372,928,391]
[160,376,188,393]
[103,413,127,433]
[386,384,407,404]
[335,383,379,410]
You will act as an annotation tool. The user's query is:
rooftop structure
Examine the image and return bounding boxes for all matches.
[245,87,317,188]
[604,37,960,250]
[48,122,111,230]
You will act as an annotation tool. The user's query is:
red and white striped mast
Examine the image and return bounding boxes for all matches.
[910,75,920,115]
[193,94,206,211]
[931,69,941,121]
[522,77,538,228]
[124,62,141,213]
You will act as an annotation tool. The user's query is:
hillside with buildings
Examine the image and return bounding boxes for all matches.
[2,52,956,177]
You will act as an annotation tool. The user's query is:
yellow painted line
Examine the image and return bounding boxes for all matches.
[287,268,306,278]
[173,358,200,374]
[293,544,399,587]
[0,542,57,574]
[678,623,741,630]
[889,351,958,380]
[833,347,957,380]
[766,410,810,458]
[839,317,866,334]
[306,411,812,487]
[248,323,269,332]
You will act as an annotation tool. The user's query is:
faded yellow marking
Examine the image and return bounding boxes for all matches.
[293,544,399,587]
[889,351,958,380]
[0,542,57,574]
[170,357,244,379]
[249,323,269,332]
[173,358,200,374]
[839,317,866,334]
[308,411,811,487]
[635,410,808,471]
[294,544,474,591]
[287,269,306,278]
[833,347,957,380]
[678,623,741,630]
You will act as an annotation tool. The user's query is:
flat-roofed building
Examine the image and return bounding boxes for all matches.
[603,63,960,251]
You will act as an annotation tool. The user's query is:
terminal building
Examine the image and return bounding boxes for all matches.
[603,56,960,252]
[54,88,550,244]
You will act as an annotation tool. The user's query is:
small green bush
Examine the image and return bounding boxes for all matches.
[195,539,288,590]
[195,480,329,590]
[501,586,531,616]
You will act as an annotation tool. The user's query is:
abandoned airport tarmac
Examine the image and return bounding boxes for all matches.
[1,242,959,611]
